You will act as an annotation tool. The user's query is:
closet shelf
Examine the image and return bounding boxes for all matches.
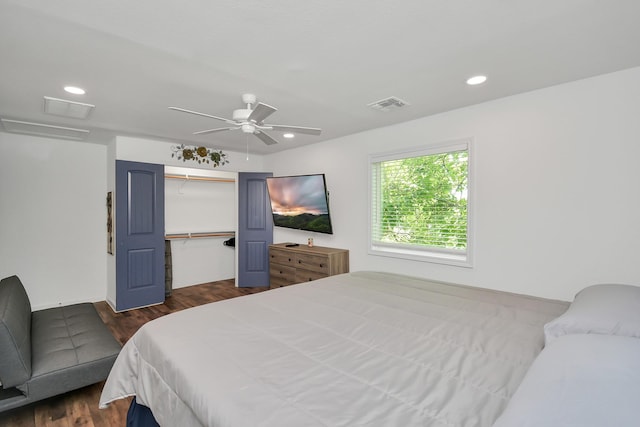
[165,231,235,239]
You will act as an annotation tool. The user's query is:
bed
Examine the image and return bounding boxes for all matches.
[99,271,570,426]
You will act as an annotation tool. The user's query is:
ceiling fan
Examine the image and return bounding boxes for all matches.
[169,93,322,145]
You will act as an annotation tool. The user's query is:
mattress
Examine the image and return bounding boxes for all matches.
[99,271,568,426]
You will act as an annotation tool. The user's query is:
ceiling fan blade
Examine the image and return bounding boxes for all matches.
[266,124,322,136]
[248,102,277,123]
[168,107,235,124]
[193,127,238,135]
[254,130,279,145]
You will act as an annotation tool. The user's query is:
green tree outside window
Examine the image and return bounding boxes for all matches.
[370,140,471,265]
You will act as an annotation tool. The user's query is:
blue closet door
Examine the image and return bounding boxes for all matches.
[115,160,165,311]
[237,172,273,287]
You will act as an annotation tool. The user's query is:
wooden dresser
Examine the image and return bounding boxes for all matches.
[269,243,349,288]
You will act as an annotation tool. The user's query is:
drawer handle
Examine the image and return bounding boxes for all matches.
[319,264,324,268]
[288,258,292,262]
[307,278,313,281]
[298,260,302,264]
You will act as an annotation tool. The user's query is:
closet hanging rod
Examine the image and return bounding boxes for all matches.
[165,231,235,239]
[165,174,235,183]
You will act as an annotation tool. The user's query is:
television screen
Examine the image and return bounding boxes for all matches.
[266,174,333,234]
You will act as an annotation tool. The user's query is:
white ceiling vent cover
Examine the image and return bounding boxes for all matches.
[43,96,95,119]
[367,96,410,112]
[0,118,90,140]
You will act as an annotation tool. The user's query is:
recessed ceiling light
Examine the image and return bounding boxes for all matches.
[466,75,487,86]
[283,133,295,139]
[64,86,86,95]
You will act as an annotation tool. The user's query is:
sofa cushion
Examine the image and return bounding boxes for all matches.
[19,303,121,401]
[0,276,32,388]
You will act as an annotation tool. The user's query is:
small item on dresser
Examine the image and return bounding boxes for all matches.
[308,237,314,247]
[285,243,299,247]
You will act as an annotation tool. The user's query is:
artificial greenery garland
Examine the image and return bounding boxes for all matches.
[171,144,229,167]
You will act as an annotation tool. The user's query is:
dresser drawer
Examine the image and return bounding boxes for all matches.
[269,275,293,288]
[269,248,296,266]
[295,269,327,283]
[269,263,296,284]
[295,253,330,274]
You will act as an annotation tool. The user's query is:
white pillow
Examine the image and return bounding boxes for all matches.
[493,334,640,427]
[544,283,640,344]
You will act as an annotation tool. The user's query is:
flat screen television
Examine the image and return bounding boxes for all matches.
[266,174,333,234]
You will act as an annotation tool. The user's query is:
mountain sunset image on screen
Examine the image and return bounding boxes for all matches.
[266,174,333,234]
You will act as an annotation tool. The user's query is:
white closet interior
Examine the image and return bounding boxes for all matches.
[164,166,237,289]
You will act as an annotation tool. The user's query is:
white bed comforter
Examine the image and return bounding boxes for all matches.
[99,271,567,427]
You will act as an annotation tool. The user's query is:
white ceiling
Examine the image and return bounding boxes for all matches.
[1,0,640,154]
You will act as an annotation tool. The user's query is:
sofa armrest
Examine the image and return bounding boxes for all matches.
[0,276,32,388]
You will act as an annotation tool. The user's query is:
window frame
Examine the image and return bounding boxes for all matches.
[368,138,474,268]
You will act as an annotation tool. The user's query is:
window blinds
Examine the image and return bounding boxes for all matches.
[370,146,468,255]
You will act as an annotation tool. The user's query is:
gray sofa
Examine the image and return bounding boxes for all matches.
[0,275,121,412]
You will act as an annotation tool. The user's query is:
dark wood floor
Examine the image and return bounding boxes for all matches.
[0,279,268,427]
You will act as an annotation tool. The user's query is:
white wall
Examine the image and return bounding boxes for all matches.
[0,133,107,309]
[114,136,266,172]
[106,138,116,305]
[264,67,640,301]
[164,166,237,288]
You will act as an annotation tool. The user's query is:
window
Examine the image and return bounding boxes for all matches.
[369,139,472,267]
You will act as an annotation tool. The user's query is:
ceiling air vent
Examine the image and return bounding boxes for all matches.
[0,118,90,140]
[43,96,95,119]
[367,96,409,112]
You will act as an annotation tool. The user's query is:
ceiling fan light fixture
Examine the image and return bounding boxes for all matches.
[241,123,255,134]
[283,133,295,139]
